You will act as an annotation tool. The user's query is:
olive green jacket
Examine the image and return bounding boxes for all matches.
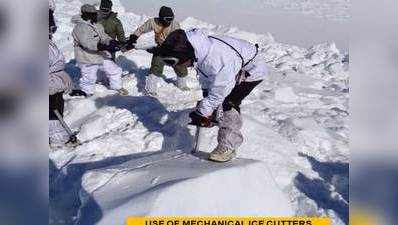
[99,12,126,42]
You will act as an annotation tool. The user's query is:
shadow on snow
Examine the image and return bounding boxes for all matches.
[294,153,349,224]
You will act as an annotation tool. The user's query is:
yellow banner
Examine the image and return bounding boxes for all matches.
[126,216,331,225]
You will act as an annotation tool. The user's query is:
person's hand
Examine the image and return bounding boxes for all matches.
[202,89,209,98]
[188,110,212,127]
[128,34,139,44]
[122,42,135,52]
[97,40,121,53]
[146,47,160,55]
[108,40,121,52]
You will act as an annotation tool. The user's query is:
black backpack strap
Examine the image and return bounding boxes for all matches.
[209,36,244,68]
[244,43,259,67]
[209,36,259,70]
[196,67,209,78]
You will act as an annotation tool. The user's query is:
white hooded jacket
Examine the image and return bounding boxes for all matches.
[185,29,268,116]
[49,40,72,95]
[71,15,112,64]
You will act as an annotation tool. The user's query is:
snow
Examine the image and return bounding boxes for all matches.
[50,0,349,225]
[77,151,293,225]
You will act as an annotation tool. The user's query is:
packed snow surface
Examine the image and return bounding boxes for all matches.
[76,151,293,225]
[50,0,349,225]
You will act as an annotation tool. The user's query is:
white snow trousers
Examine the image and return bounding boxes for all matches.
[78,59,122,94]
[215,80,263,150]
[49,120,69,145]
[217,108,243,150]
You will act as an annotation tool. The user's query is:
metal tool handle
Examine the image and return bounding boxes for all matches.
[192,126,201,153]
[53,109,74,136]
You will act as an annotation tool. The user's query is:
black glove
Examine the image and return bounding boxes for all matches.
[146,47,160,55]
[202,89,209,98]
[123,42,135,51]
[128,34,139,44]
[97,40,121,53]
[109,40,121,51]
[97,42,107,51]
[189,110,212,127]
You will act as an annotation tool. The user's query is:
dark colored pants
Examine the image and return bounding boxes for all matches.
[150,55,188,77]
[49,92,64,120]
[222,80,262,112]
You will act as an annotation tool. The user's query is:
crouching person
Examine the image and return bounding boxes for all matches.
[49,39,73,146]
[72,4,128,96]
[125,6,190,95]
[156,29,268,162]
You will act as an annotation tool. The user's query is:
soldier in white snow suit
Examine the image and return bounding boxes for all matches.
[155,28,268,162]
[49,6,73,145]
[71,4,128,96]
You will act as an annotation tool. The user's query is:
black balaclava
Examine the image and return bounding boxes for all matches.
[99,0,113,19]
[158,6,174,27]
[81,11,98,24]
[158,29,195,65]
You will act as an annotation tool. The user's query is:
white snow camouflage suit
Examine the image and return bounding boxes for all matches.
[186,28,268,150]
[71,15,122,95]
[49,39,72,145]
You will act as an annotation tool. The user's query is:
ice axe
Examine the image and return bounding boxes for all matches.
[192,125,202,153]
[53,109,79,145]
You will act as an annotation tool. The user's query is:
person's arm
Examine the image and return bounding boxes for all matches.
[115,18,127,42]
[133,18,154,38]
[96,23,112,44]
[125,19,154,47]
[49,71,72,95]
[72,25,100,51]
[197,56,241,117]
[196,69,211,96]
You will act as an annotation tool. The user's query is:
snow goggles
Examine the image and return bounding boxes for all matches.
[160,16,174,22]
[100,8,111,13]
[160,56,180,66]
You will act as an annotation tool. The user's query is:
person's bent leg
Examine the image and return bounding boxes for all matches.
[209,79,263,162]
[146,56,166,95]
[78,63,99,95]
[149,56,165,77]
[209,108,242,162]
[102,59,123,91]
[222,80,263,112]
[173,65,190,91]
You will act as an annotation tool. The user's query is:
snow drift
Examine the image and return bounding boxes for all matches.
[77,151,293,225]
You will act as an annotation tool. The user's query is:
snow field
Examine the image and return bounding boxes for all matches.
[50,0,349,224]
